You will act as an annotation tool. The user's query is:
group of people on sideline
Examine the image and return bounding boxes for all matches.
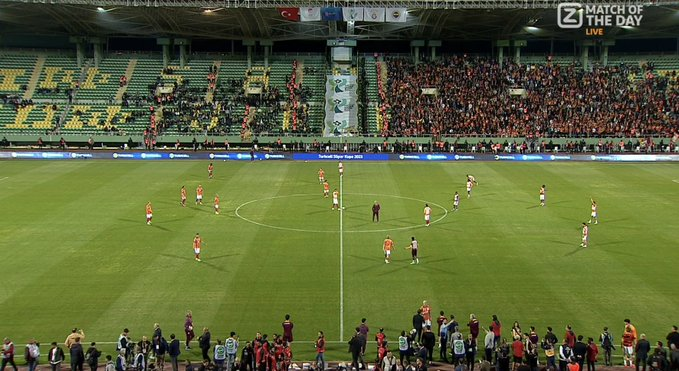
[3,308,679,371]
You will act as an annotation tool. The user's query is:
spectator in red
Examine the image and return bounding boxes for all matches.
[512,335,525,368]
[565,325,577,348]
[1,338,17,371]
[587,338,599,371]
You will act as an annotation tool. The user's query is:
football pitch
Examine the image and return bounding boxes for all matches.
[1,160,678,361]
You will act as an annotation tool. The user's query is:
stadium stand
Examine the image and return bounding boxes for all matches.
[0,50,677,140]
[383,55,678,138]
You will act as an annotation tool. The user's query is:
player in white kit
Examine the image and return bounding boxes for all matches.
[581,223,589,248]
[338,161,344,177]
[453,192,460,211]
[539,185,546,207]
[589,199,599,224]
[466,180,473,198]
[424,204,432,226]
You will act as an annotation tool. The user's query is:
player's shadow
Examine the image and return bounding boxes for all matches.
[191,206,214,214]
[159,253,228,272]
[526,205,541,209]
[116,218,139,224]
[160,217,193,224]
[564,247,585,256]
[206,253,240,260]
[601,218,629,224]
[546,239,572,246]
[152,224,172,232]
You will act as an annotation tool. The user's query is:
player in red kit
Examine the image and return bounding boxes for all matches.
[196,185,204,205]
[208,163,214,179]
[146,202,153,225]
[181,186,187,207]
[193,233,203,261]
[421,301,432,327]
[214,195,220,215]
[318,168,325,184]
[323,181,330,198]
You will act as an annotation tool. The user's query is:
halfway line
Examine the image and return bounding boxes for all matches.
[339,171,344,342]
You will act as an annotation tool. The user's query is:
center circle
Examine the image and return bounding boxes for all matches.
[234,193,449,233]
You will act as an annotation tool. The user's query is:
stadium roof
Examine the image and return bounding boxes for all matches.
[0,0,678,41]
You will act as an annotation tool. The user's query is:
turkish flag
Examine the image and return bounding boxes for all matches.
[278,8,300,21]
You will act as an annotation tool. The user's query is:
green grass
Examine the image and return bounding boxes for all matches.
[1,161,678,362]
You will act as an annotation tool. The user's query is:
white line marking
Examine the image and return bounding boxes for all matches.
[673,179,679,184]
[0,177,8,181]
[234,193,448,233]
[339,174,344,343]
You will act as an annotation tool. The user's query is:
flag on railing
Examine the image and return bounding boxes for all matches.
[364,8,385,22]
[300,7,321,21]
[321,7,343,21]
[386,8,408,22]
[278,8,300,22]
[342,7,364,21]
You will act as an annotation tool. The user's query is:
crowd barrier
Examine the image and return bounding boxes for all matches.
[2,151,679,162]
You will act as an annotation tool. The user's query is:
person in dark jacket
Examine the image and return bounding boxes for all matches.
[573,336,588,370]
[413,310,425,343]
[199,327,212,362]
[464,334,477,371]
[421,326,436,364]
[636,334,652,371]
[86,342,102,371]
[70,338,85,371]
[168,334,181,371]
[239,342,253,371]
[48,342,65,371]
[349,328,363,370]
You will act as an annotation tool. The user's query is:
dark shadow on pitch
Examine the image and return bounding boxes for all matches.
[564,247,586,256]
[152,224,172,232]
[159,253,227,272]
[546,239,572,246]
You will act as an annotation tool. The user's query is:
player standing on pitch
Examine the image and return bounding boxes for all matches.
[323,180,330,198]
[332,189,340,210]
[453,192,460,211]
[214,195,220,215]
[406,237,419,264]
[589,199,599,224]
[181,186,187,207]
[208,163,214,179]
[146,202,153,225]
[581,223,589,248]
[196,185,204,205]
[338,161,344,177]
[383,235,393,264]
[193,233,203,261]
[466,179,473,198]
[372,201,381,222]
[540,185,546,207]
[424,204,432,226]
[318,168,325,184]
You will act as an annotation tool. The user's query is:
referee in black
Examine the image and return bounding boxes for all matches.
[372,201,381,222]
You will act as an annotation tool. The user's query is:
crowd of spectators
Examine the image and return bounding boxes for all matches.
[283,60,312,134]
[4,310,679,371]
[383,56,678,138]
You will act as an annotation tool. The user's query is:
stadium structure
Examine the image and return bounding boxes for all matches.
[0,0,677,151]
